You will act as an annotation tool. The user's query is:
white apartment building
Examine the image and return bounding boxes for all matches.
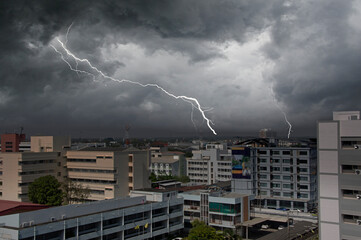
[318,111,361,240]
[232,146,317,212]
[187,143,233,185]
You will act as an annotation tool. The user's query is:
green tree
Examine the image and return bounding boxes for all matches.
[28,175,63,206]
[62,178,90,204]
[223,228,242,240]
[187,219,224,240]
[149,172,158,182]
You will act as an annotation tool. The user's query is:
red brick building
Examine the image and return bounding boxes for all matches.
[1,134,26,152]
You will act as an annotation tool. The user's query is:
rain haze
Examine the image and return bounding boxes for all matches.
[1,0,361,138]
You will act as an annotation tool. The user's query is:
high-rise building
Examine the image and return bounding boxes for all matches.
[318,111,361,240]
[232,146,317,212]
[66,148,151,201]
[187,143,233,185]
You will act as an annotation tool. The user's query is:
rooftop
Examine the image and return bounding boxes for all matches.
[0,200,49,216]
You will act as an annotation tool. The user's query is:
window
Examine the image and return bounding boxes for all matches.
[272,175,281,180]
[272,159,280,164]
[273,192,281,196]
[272,167,280,172]
[299,176,308,181]
[271,183,280,188]
[299,151,308,156]
[260,166,268,171]
[283,175,291,180]
[283,167,291,172]
[298,159,308,164]
[258,150,267,155]
[260,182,267,187]
[283,192,292,197]
[283,184,291,189]
[299,168,308,173]
[300,185,308,190]
[283,159,291,164]
[260,158,267,163]
[282,151,291,155]
[272,151,280,155]
[259,174,267,179]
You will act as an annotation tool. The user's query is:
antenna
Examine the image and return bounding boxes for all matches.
[124,124,131,145]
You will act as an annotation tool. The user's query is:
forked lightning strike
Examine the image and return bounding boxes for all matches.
[269,85,292,138]
[51,38,217,135]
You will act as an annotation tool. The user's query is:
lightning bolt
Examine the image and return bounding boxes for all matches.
[50,38,217,135]
[269,85,292,138]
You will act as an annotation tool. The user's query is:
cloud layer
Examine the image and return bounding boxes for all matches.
[1,0,361,138]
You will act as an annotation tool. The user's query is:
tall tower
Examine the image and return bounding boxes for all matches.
[318,111,361,240]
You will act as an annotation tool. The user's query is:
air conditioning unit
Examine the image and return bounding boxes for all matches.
[29,221,34,226]
[355,169,361,175]
[61,214,66,219]
[357,219,361,225]
[354,145,361,149]
[50,217,56,222]
[356,194,361,200]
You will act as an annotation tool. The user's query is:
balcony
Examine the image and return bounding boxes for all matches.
[184,205,200,211]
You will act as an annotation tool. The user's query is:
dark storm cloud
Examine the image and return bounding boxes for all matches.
[263,0,361,135]
[1,0,360,137]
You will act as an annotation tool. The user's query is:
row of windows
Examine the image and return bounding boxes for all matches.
[68,158,96,163]
[68,168,116,174]
[189,173,208,177]
[96,156,112,159]
[19,169,54,175]
[188,161,208,165]
[259,174,309,181]
[71,178,116,184]
[258,150,308,156]
[259,166,308,172]
[217,174,231,179]
[19,160,55,165]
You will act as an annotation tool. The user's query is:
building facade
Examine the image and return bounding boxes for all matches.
[66,149,151,201]
[0,136,71,202]
[0,133,26,152]
[318,111,361,240]
[0,195,183,240]
[187,143,233,185]
[232,147,317,212]
[180,189,252,230]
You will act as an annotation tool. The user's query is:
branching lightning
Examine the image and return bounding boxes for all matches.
[269,85,292,138]
[50,37,217,135]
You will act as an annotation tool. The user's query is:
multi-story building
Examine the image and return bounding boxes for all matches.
[150,152,186,177]
[0,133,26,152]
[232,146,317,212]
[0,195,184,240]
[187,143,233,185]
[318,111,361,240]
[66,148,151,201]
[180,189,252,230]
[0,136,71,202]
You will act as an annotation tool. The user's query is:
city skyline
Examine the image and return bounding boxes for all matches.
[1,0,361,138]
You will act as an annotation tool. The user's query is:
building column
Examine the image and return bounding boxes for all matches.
[276,200,280,209]
[290,201,294,211]
[264,199,267,208]
[304,202,308,213]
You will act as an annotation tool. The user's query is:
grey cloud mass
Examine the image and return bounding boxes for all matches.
[0,0,360,138]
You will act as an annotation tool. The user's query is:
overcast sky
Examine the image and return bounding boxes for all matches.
[1,0,361,138]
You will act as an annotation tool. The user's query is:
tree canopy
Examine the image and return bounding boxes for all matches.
[186,220,224,240]
[28,175,63,206]
[62,177,90,204]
